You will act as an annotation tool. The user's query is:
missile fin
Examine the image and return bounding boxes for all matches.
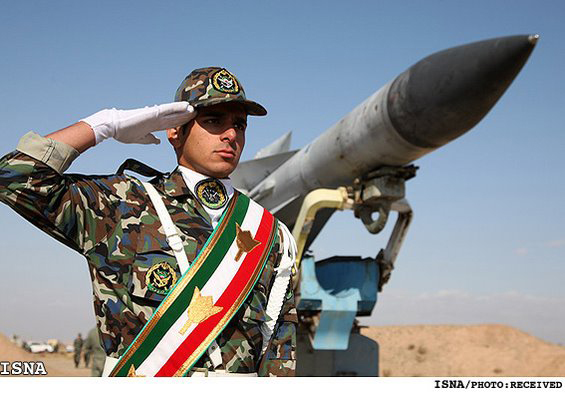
[231,150,298,192]
[253,131,292,159]
[271,194,301,215]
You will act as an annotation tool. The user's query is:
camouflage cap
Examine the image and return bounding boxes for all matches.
[174,67,267,116]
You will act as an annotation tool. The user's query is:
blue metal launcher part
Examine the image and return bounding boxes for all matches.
[297,255,379,350]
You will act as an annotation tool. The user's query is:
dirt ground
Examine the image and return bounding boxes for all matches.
[0,333,90,377]
[361,324,565,377]
[2,324,564,377]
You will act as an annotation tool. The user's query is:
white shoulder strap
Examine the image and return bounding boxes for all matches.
[261,222,297,354]
[142,182,190,274]
[142,181,222,369]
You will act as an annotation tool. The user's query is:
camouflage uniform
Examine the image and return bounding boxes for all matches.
[73,334,83,368]
[0,132,297,376]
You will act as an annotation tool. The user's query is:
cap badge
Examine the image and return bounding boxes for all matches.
[212,69,240,94]
[195,178,228,210]
[146,262,178,295]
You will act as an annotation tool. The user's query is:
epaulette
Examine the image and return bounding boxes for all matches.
[116,159,168,179]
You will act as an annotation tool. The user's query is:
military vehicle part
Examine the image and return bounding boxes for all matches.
[294,168,414,342]
[297,321,378,377]
[298,255,379,350]
[231,34,539,377]
[235,35,538,253]
[353,165,417,235]
[291,187,354,267]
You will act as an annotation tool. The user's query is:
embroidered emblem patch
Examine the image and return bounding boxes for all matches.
[212,69,240,94]
[195,178,228,209]
[235,223,261,262]
[146,262,178,295]
[179,287,223,335]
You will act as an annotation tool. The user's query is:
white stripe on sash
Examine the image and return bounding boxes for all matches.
[136,199,264,376]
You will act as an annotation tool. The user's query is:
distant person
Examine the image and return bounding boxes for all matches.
[84,345,90,367]
[83,328,105,377]
[73,333,83,368]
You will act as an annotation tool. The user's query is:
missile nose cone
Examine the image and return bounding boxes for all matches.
[387,35,538,148]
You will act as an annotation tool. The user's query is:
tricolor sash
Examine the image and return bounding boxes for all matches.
[110,191,278,377]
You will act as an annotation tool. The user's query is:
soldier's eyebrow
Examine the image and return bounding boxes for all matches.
[200,111,224,118]
[200,111,247,127]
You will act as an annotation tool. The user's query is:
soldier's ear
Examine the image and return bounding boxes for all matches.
[167,127,181,148]
[167,125,188,149]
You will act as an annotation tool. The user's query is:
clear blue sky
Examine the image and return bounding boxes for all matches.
[0,1,563,345]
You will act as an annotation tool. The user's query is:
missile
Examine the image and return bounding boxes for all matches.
[232,34,538,239]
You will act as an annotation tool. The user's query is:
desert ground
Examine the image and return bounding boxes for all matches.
[0,333,89,377]
[1,324,564,377]
[361,324,565,377]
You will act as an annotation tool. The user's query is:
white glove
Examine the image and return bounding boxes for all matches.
[80,102,196,145]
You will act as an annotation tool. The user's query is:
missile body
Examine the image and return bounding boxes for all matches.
[243,35,537,227]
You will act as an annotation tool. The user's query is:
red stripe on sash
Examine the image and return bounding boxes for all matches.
[155,210,274,376]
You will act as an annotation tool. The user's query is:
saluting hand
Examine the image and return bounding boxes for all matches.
[81,102,197,145]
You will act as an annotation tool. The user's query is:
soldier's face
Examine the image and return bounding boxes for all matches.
[169,102,247,178]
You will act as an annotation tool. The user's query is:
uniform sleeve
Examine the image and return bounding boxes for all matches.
[257,223,298,377]
[0,131,127,254]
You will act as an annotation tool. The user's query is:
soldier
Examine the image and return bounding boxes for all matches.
[84,328,106,377]
[84,341,91,368]
[0,67,297,377]
[73,333,83,368]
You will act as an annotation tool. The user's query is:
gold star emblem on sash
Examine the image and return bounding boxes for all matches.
[179,287,223,335]
[235,223,261,262]
[127,365,145,377]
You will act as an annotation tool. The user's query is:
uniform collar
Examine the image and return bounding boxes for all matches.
[158,167,192,198]
[157,167,234,199]
[177,166,234,199]
[154,167,212,225]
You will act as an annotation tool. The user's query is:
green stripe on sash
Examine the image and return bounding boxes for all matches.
[114,195,250,376]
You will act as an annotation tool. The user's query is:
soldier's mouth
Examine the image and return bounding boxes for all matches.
[215,149,236,159]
